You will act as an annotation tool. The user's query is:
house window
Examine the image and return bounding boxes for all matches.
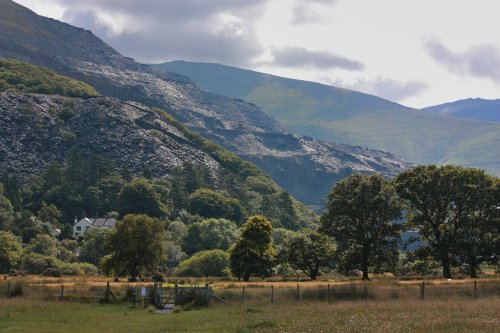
[76,226,81,231]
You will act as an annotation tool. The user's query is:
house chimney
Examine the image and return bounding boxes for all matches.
[74,216,78,225]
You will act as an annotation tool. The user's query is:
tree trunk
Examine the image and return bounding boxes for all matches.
[441,250,452,279]
[361,244,370,280]
[469,259,478,278]
[243,274,250,282]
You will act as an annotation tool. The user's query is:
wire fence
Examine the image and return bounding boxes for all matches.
[1,279,500,305]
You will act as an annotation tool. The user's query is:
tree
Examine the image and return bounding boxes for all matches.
[117,178,166,218]
[182,218,239,255]
[103,214,165,281]
[28,234,58,256]
[0,183,14,230]
[320,174,401,280]
[79,228,110,266]
[0,231,22,273]
[395,165,498,279]
[229,215,275,281]
[58,224,74,241]
[277,191,300,230]
[187,188,246,224]
[281,231,336,280]
[174,250,229,277]
[37,202,62,225]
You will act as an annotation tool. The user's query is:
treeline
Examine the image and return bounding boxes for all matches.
[0,164,498,281]
[0,58,100,98]
[0,150,313,278]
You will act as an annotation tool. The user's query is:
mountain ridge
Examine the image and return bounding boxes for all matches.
[423,98,500,123]
[0,0,410,207]
[156,60,500,176]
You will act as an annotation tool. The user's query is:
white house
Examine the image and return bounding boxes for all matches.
[73,217,117,236]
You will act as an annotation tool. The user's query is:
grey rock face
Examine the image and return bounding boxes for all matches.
[0,93,220,182]
[0,1,410,207]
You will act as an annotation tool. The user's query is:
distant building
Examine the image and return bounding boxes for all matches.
[73,217,116,236]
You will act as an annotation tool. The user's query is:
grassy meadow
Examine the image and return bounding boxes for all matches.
[0,297,499,333]
[0,276,499,332]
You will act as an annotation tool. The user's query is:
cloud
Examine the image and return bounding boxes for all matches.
[329,77,429,102]
[425,38,500,84]
[271,47,364,71]
[49,0,269,65]
[291,0,338,25]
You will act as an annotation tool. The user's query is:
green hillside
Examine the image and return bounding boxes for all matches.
[0,58,99,97]
[154,61,500,176]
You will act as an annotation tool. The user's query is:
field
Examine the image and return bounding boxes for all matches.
[1,297,499,332]
[1,276,500,332]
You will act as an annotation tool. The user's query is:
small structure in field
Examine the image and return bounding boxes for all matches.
[73,216,116,235]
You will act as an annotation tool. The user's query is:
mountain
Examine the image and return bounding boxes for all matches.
[423,98,500,123]
[155,61,500,176]
[0,0,409,208]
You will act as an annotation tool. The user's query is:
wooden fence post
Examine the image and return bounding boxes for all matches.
[60,285,64,301]
[174,281,179,305]
[474,280,478,299]
[133,287,137,308]
[205,283,209,304]
[240,286,245,304]
[7,281,11,299]
[420,281,425,300]
[296,284,300,302]
[105,282,110,302]
[271,285,274,303]
[327,284,331,303]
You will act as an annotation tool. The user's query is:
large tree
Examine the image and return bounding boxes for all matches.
[0,231,22,273]
[187,188,246,224]
[229,215,275,281]
[79,228,110,266]
[281,230,336,280]
[0,183,14,231]
[181,218,239,255]
[396,165,499,278]
[117,178,166,218]
[103,214,165,281]
[320,174,401,280]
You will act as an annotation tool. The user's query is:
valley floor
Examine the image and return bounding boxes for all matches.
[0,297,499,333]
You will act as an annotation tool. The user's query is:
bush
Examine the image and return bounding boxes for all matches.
[175,250,229,277]
[21,253,62,274]
[79,263,99,276]
[10,280,25,297]
[42,267,62,277]
[60,263,81,276]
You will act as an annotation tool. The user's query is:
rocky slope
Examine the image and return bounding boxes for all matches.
[0,0,410,207]
[0,92,221,181]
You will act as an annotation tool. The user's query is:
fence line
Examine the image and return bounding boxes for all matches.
[1,279,500,306]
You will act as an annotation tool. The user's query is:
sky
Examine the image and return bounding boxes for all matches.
[15,0,500,108]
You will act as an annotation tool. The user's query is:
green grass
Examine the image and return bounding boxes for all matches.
[0,298,499,333]
[0,58,100,98]
[154,61,500,176]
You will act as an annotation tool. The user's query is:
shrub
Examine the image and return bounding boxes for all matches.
[60,263,81,276]
[79,263,99,276]
[175,250,229,277]
[42,267,63,277]
[21,253,62,274]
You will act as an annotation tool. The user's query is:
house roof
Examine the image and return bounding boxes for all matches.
[77,217,116,227]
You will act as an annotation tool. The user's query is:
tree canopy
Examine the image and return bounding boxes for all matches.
[280,230,336,280]
[181,218,239,255]
[320,174,401,280]
[395,165,499,278]
[103,214,165,281]
[230,215,275,281]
